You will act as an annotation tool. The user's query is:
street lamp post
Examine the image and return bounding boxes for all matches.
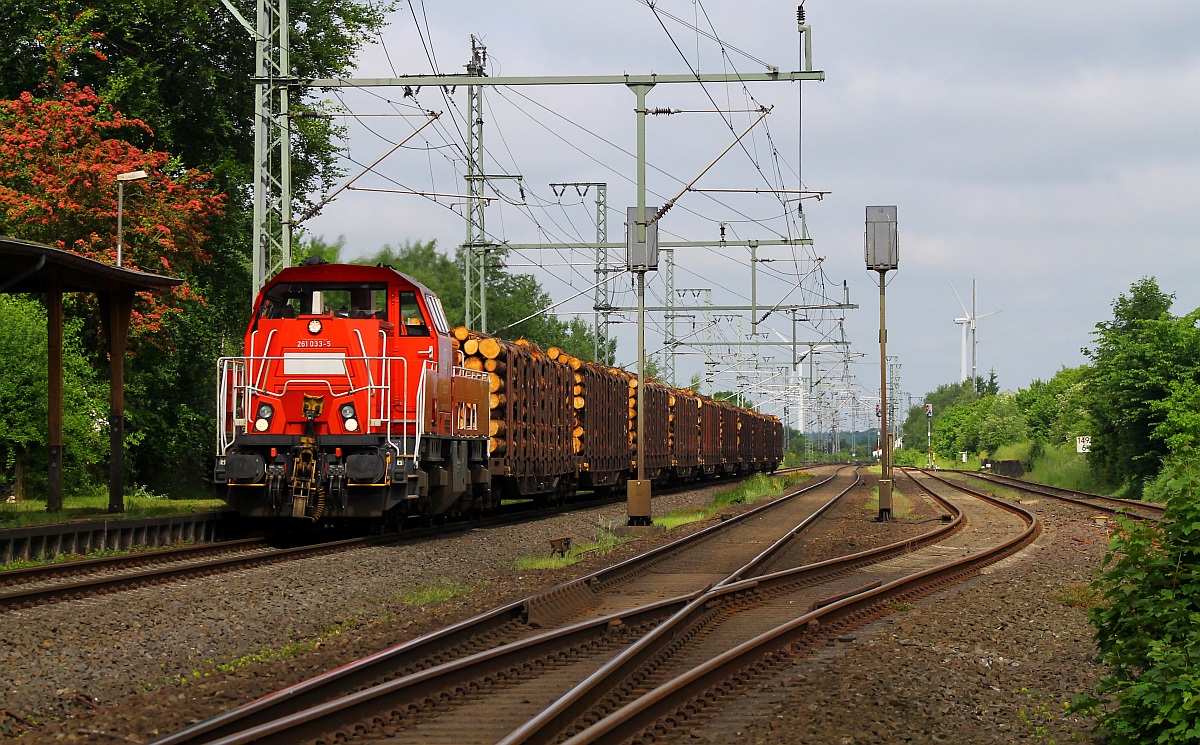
[865,206,898,521]
[116,170,149,268]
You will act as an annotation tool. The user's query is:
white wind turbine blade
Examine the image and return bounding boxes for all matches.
[950,282,970,317]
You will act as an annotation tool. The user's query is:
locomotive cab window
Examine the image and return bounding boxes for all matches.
[257,283,389,326]
[397,291,429,336]
[425,293,450,335]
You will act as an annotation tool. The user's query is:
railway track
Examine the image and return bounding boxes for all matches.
[149,467,853,745]
[150,466,1040,745]
[0,471,799,615]
[0,534,396,613]
[927,469,1165,521]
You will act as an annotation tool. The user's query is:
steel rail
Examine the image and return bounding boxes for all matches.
[937,469,1164,520]
[3,469,792,613]
[0,537,267,587]
[150,469,842,745]
[500,470,959,745]
[0,534,405,612]
[550,470,1038,744]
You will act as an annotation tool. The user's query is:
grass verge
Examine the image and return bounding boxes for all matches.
[512,524,635,570]
[1025,444,1111,493]
[652,471,813,530]
[0,489,225,529]
[862,482,919,519]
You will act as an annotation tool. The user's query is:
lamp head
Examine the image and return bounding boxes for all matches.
[117,170,149,182]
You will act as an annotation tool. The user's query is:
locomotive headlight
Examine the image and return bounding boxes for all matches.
[339,402,358,432]
[253,402,273,432]
[307,318,323,335]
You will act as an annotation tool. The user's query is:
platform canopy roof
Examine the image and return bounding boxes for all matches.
[0,236,183,294]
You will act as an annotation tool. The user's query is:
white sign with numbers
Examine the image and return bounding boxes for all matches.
[1076,436,1091,453]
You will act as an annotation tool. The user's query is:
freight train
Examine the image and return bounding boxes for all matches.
[214,260,783,527]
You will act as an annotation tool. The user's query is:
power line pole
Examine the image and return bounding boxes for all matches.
[546,181,611,362]
[663,248,675,385]
[463,38,487,331]
[222,0,293,301]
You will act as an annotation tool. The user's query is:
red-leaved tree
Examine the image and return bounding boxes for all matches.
[0,82,225,337]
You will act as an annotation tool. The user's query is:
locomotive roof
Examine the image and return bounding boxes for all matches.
[263,262,434,296]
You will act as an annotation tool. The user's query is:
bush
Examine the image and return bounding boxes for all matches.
[891,448,927,467]
[1084,457,1200,742]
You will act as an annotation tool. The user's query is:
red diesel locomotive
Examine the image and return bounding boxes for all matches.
[215,260,783,527]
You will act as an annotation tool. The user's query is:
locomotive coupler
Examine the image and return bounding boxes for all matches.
[290,395,327,520]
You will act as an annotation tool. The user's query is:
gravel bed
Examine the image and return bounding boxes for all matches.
[4,469,1111,744]
[3,475,817,742]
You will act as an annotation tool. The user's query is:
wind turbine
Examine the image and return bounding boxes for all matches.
[951,280,1001,384]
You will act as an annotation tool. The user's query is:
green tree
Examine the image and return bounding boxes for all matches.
[974,370,999,396]
[977,392,1027,453]
[0,82,231,494]
[0,1,389,495]
[1083,277,1194,493]
[1014,366,1091,446]
[294,233,346,265]
[0,296,106,500]
[904,380,979,457]
[713,390,752,408]
[360,240,462,325]
[931,404,971,458]
[0,0,391,201]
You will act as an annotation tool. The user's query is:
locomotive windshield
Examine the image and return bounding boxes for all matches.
[256,282,389,323]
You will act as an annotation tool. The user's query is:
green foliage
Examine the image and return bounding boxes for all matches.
[1015,366,1092,446]
[512,520,636,569]
[0,491,222,529]
[398,580,484,606]
[0,0,392,201]
[1024,443,1109,493]
[974,370,1000,396]
[0,0,392,501]
[713,390,752,409]
[1083,278,1200,494]
[0,296,106,498]
[1086,457,1200,742]
[901,380,975,450]
[891,448,928,467]
[294,234,346,265]
[976,392,1028,453]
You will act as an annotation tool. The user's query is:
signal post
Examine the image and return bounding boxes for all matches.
[866,206,898,521]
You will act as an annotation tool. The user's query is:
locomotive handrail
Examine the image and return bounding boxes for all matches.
[411,360,437,467]
[216,357,248,456]
[249,328,277,393]
[215,351,411,458]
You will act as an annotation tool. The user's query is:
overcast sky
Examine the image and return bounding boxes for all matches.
[305,0,1200,426]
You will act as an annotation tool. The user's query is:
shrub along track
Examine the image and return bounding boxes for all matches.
[148,467,1040,745]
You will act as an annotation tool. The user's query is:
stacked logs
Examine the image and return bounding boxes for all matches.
[451,327,573,478]
[544,346,587,453]
[449,324,771,482]
[668,388,702,472]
